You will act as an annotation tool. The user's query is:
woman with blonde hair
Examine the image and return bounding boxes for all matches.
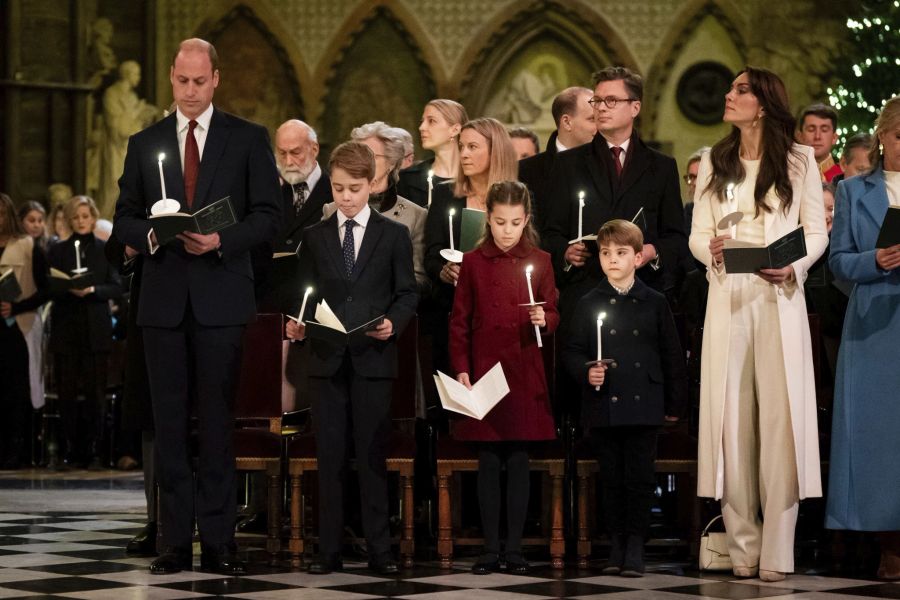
[826,96,900,580]
[398,99,468,208]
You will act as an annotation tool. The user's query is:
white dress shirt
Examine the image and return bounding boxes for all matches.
[175,104,213,168]
[336,204,371,260]
[606,138,631,169]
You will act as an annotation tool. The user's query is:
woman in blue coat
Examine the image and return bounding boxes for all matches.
[826,96,900,580]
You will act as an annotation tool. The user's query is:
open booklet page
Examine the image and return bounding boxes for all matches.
[433,362,510,420]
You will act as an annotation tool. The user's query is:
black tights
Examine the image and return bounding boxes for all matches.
[477,441,530,555]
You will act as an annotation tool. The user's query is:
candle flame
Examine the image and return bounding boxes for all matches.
[449,208,456,216]
[427,169,434,178]
[525,264,534,274]
[158,152,165,161]
[578,191,585,199]
[597,311,606,321]
[305,286,313,294]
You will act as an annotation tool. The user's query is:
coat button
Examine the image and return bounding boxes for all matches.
[777,287,784,296]
[610,329,616,335]
[633,329,639,336]
[611,362,618,369]
[632,298,637,303]
[610,298,617,304]
[634,362,641,368]
[611,396,619,403]
[634,395,640,401]
[286,238,293,245]
[347,296,352,302]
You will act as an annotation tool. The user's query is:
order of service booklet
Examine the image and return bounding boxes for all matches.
[876,206,900,249]
[722,226,807,273]
[288,299,385,345]
[149,196,237,245]
[433,362,510,420]
[459,208,486,253]
[0,269,22,302]
[48,267,95,292]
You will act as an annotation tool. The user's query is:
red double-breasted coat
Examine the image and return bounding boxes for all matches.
[449,238,559,441]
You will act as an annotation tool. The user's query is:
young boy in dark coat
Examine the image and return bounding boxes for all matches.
[563,219,687,576]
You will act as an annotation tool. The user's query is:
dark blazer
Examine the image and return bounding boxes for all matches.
[274,170,331,254]
[518,130,560,230]
[296,209,418,379]
[562,278,687,430]
[113,108,282,328]
[397,157,455,208]
[543,132,687,307]
[48,233,122,354]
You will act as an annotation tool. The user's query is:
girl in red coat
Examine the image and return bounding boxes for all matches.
[449,180,559,574]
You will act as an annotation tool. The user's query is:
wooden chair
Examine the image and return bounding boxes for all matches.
[575,422,701,567]
[435,333,565,569]
[287,316,419,567]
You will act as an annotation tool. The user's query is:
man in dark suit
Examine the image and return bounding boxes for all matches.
[113,38,281,575]
[543,67,687,313]
[518,86,595,229]
[254,119,330,312]
[286,141,418,575]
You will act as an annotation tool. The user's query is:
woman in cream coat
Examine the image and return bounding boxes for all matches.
[689,67,827,582]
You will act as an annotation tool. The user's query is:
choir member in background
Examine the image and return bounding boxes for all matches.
[826,95,900,581]
[287,141,418,576]
[689,66,827,582]
[398,99,468,207]
[563,219,686,576]
[0,193,49,469]
[18,201,49,251]
[449,181,558,575]
[48,195,122,470]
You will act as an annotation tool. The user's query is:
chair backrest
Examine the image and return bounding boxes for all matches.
[235,313,285,422]
[390,315,418,420]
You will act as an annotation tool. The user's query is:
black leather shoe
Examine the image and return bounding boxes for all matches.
[368,553,399,575]
[471,552,501,574]
[200,543,246,576]
[149,546,192,574]
[126,521,158,556]
[307,554,343,574]
[505,552,530,574]
[235,512,267,534]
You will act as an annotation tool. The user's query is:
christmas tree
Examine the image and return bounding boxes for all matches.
[827,0,900,144]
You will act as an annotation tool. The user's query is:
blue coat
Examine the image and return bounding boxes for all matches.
[826,165,900,530]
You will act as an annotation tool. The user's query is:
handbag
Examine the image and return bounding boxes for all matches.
[699,515,733,571]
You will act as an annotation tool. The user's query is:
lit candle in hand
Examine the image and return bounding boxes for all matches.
[595,311,606,391]
[298,286,312,324]
[448,208,456,252]
[577,191,585,240]
[74,239,82,272]
[427,169,434,207]
[158,153,167,200]
[525,265,542,348]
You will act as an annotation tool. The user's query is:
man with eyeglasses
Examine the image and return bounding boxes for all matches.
[544,66,687,309]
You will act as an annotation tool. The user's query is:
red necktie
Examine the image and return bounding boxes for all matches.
[184,119,200,208]
[610,146,624,179]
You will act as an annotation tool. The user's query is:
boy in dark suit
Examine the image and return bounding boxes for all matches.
[562,219,687,576]
[286,141,418,575]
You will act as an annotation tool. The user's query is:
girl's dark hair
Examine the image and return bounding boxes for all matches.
[17,200,48,247]
[0,193,26,237]
[479,180,539,248]
[708,66,805,216]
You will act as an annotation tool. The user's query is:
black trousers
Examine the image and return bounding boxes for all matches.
[56,351,108,458]
[477,441,531,555]
[0,321,30,463]
[142,305,244,548]
[311,353,393,558]
[588,426,658,539]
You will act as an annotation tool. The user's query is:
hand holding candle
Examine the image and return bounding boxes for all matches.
[525,265,542,348]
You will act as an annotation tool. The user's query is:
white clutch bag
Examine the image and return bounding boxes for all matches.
[699,515,732,571]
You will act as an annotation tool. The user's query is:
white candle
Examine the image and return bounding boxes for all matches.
[577,191,585,239]
[525,265,542,348]
[726,182,736,239]
[595,311,606,391]
[74,239,82,272]
[427,169,434,207]
[158,153,167,200]
[298,286,312,323]
[448,208,456,252]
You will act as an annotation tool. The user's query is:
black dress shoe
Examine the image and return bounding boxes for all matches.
[200,543,246,576]
[307,555,343,574]
[471,552,501,574]
[126,521,158,556]
[149,546,192,574]
[236,512,267,534]
[505,552,530,574]
[368,553,399,575]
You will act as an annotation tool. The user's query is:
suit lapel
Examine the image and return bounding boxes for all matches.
[585,141,613,209]
[192,108,230,210]
[321,212,346,277]
[858,167,889,233]
[350,211,384,282]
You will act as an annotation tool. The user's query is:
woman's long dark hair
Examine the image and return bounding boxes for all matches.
[708,66,805,216]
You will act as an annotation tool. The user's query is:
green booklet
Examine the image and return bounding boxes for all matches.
[460,208,486,252]
[150,196,237,245]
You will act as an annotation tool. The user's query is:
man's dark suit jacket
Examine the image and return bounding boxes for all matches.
[543,131,687,312]
[113,108,282,327]
[296,209,418,379]
[518,130,560,230]
[274,171,331,254]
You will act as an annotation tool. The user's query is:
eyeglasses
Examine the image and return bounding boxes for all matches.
[588,96,637,109]
[682,174,697,185]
